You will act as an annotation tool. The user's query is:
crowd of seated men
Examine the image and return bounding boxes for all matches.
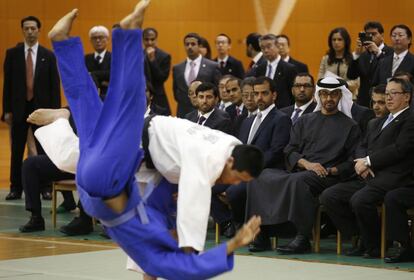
[3,15,414,264]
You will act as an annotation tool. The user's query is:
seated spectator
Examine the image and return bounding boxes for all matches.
[281,73,316,123]
[187,80,202,108]
[184,82,231,133]
[246,77,360,253]
[320,78,414,258]
[370,84,389,118]
[217,75,234,110]
[225,76,247,122]
[384,187,414,263]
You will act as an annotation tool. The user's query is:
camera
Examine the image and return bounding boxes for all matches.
[359,32,373,45]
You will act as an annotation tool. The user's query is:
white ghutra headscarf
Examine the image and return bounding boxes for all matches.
[313,77,353,118]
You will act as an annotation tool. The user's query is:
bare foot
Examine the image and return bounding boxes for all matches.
[226,216,261,254]
[120,0,150,29]
[48,9,79,41]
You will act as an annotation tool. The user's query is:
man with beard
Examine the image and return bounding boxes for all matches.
[281,73,317,123]
[370,84,389,118]
[246,77,361,253]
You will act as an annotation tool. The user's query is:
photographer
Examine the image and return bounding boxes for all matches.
[347,21,393,107]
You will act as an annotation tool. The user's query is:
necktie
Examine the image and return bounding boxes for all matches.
[266,64,273,78]
[187,61,196,85]
[247,112,262,144]
[220,61,225,69]
[291,108,302,124]
[381,114,394,130]
[236,107,241,116]
[392,55,400,76]
[26,48,34,101]
[197,115,206,125]
[96,55,102,64]
[219,103,225,110]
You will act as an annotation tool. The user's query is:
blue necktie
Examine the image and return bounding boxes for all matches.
[381,114,394,130]
[291,108,302,124]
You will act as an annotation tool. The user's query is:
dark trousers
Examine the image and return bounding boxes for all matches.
[210,184,231,224]
[384,187,414,244]
[320,180,365,238]
[226,182,247,224]
[22,155,75,216]
[10,101,44,193]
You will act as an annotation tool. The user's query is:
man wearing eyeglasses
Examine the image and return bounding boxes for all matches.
[281,73,317,123]
[246,77,361,253]
[372,24,414,86]
[321,77,414,259]
[85,26,111,100]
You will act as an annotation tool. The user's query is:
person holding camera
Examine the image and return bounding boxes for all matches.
[347,22,393,107]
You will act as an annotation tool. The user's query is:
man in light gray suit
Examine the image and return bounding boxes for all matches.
[173,33,221,117]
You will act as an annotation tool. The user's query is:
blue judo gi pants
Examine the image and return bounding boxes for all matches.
[52,28,233,280]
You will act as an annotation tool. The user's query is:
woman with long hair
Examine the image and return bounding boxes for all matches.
[318,27,359,95]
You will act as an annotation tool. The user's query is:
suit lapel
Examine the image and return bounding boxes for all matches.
[252,108,275,143]
[373,109,410,140]
[33,46,45,85]
[396,52,413,72]
[196,58,208,80]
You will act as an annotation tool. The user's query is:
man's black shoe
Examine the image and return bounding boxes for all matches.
[385,247,414,263]
[277,235,311,254]
[346,244,366,256]
[248,233,271,252]
[60,217,93,236]
[220,221,236,238]
[363,247,380,259]
[6,191,22,200]
[19,216,45,232]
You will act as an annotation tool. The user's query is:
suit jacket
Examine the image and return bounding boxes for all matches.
[245,55,266,77]
[254,59,297,108]
[2,43,61,122]
[230,107,249,136]
[287,57,309,73]
[145,48,171,100]
[173,57,221,117]
[184,108,231,134]
[351,103,375,135]
[280,101,317,118]
[372,51,414,86]
[238,107,291,168]
[214,55,245,79]
[85,51,111,98]
[356,109,414,190]
[347,45,393,107]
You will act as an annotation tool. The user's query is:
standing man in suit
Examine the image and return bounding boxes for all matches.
[321,78,414,258]
[372,24,414,86]
[281,73,316,123]
[276,35,309,73]
[245,33,265,77]
[255,34,297,108]
[184,82,231,133]
[2,16,61,200]
[172,33,221,117]
[214,34,245,79]
[84,26,111,100]
[348,21,393,107]
[143,27,171,114]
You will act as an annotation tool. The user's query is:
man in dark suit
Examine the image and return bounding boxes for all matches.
[224,77,248,123]
[143,27,171,114]
[254,34,297,108]
[245,33,265,77]
[321,78,414,258]
[84,25,111,100]
[372,24,414,86]
[184,82,231,133]
[281,73,316,123]
[276,35,309,73]
[226,77,292,231]
[2,16,61,200]
[214,34,245,79]
[347,21,393,107]
[172,33,221,117]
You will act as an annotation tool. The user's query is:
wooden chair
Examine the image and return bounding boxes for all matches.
[52,180,96,229]
[313,204,342,254]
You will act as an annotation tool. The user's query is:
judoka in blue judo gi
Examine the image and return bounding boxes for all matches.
[47,1,263,279]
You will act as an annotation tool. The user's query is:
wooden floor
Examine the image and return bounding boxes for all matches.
[0,127,10,189]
